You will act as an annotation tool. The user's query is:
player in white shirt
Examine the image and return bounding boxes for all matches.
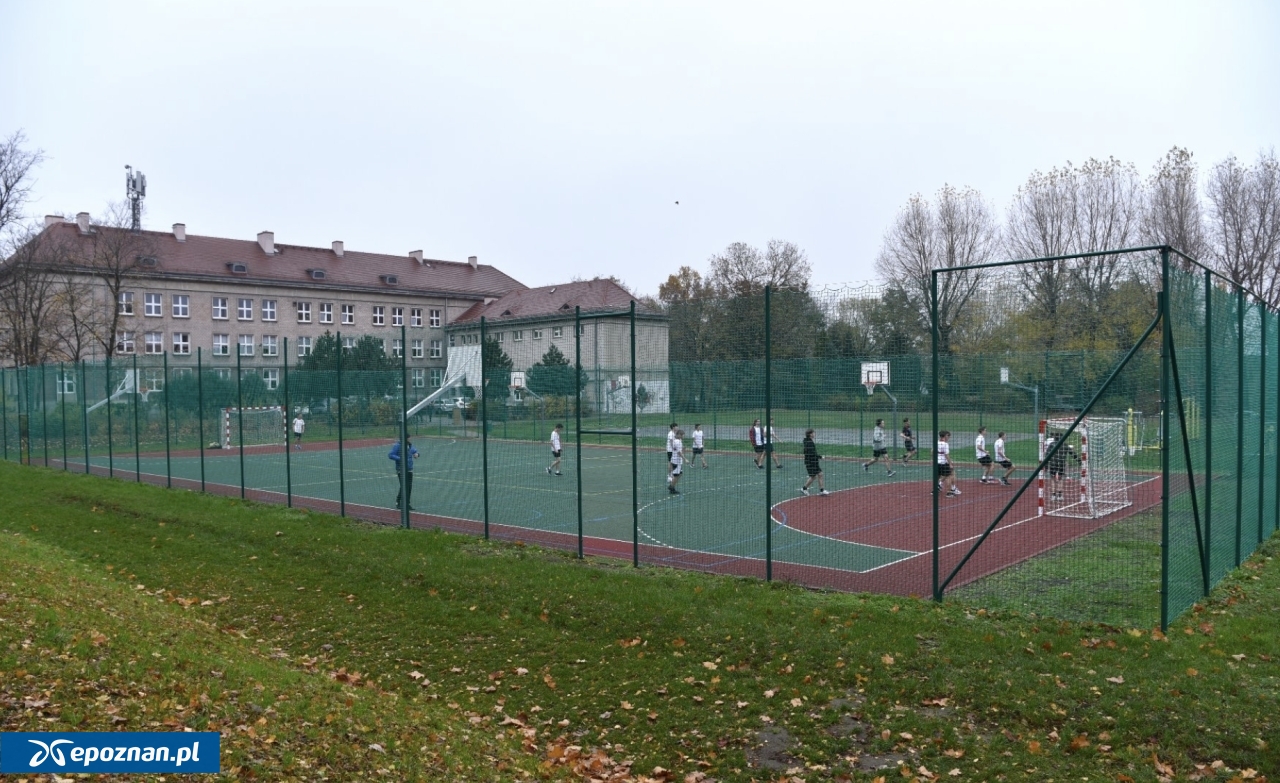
[863,418,896,476]
[666,422,678,484]
[547,424,563,476]
[936,430,959,496]
[976,427,994,484]
[291,414,305,451]
[668,429,685,494]
[994,431,1015,486]
[692,423,707,469]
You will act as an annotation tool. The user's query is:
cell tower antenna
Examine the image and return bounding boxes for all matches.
[125,164,146,232]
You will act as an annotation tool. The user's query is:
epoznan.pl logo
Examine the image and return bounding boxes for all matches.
[0,732,219,774]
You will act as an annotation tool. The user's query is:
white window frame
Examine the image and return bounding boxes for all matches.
[372,306,385,326]
[261,299,277,322]
[118,292,135,316]
[429,339,442,359]
[429,309,442,328]
[297,336,312,357]
[342,336,356,350]
[142,368,165,393]
[448,334,456,347]
[237,298,254,321]
[262,368,279,391]
[532,328,543,340]
[319,303,334,324]
[261,335,278,357]
[553,326,563,338]
[411,339,424,359]
[391,338,403,358]
[144,331,164,354]
[238,335,255,356]
[296,301,312,323]
[172,294,190,318]
[214,368,231,381]
[495,332,505,343]
[341,304,355,325]
[410,308,423,328]
[212,297,228,320]
[144,293,162,317]
[513,330,524,342]
[412,368,425,388]
[392,307,404,327]
[430,368,443,388]
[212,334,229,356]
[116,330,135,354]
[56,371,77,397]
[172,332,191,355]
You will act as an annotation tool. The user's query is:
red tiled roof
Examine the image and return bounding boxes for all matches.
[41,221,526,299]
[451,278,654,325]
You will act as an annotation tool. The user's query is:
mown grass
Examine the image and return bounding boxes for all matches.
[1,460,1277,781]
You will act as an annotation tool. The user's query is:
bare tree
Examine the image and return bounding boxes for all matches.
[1144,146,1209,264]
[49,271,104,362]
[0,227,64,366]
[0,130,44,240]
[1072,157,1143,302]
[82,203,154,357]
[707,239,811,296]
[1206,150,1280,305]
[876,185,996,353]
[1004,166,1077,338]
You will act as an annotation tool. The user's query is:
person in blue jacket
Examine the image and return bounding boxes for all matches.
[389,436,420,511]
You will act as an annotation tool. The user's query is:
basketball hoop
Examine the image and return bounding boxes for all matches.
[863,381,877,396]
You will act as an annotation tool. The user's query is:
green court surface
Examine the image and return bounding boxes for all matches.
[86,436,925,574]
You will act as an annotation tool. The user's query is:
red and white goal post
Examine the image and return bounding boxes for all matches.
[221,406,287,450]
[1037,417,1132,519]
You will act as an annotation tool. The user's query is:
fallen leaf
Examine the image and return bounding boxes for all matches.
[881,654,895,665]
[1106,676,1125,684]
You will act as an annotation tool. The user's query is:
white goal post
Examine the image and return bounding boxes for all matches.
[222,406,286,450]
[1038,417,1132,519]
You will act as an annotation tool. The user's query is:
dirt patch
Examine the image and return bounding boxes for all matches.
[744,727,801,772]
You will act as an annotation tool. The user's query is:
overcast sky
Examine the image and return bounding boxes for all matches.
[3,1,1277,296]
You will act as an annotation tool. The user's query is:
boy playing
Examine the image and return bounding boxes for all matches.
[994,431,1015,486]
[800,428,829,496]
[901,418,917,463]
[937,430,959,497]
[292,413,305,450]
[692,423,707,469]
[864,419,896,476]
[976,427,994,483]
[547,424,564,476]
[669,428,685,494]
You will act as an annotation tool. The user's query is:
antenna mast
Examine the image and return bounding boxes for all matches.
[124,165,146,232]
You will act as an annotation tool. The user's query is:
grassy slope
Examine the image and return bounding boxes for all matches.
[1,460,1276,781]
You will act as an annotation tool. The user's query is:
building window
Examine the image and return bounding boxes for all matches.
[372,306,385,326]
[513,388,523,402]
[172,295,190,318]
[532,329,543,340]
[262,299,277,322]
[116,331,135,354]
[143,368,165,393]
[410,308,423,327]
[212,297,228,320]
[429,309,442,328]
[552,326,563,338]
[411,339,423,359]
[297,336,312,357]
[429,339,442,358]
[213,334,229,356]
[449,334,456,347]
[391,338,403,358]
[144,293,162,317]
[214,368,231,381]
[296,302,312,323]
[342,336,355,350]
[430,368,442,388]
[374,338,386,354]
[171,367,193,380]
[319,303,333,324]
[238,335,255,356]
[513,330,524,342]
[579,324,586,336]
[262,368,279,391]
[341,304,354,325]
[238,298,253,321]
[144,331,164,354]
[392,307,404,327]
[56,371,77,397]
[262,335,278,357]
[172,332,191,355]
[495,332,504,343]
[118,292,134,316]
[412,368,425,388]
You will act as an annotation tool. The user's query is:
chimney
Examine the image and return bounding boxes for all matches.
[409,250,424,265]
[332,240,344,257]
[172,223,186,242]
[75,212,92,234]
[44,214,63,228]
[468,255,478,269]
[257,231,275,255]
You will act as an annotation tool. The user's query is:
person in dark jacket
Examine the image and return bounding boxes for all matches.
[389,437,420,511]
[799,429,829,496]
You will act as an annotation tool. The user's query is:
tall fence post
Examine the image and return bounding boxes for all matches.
[336,331,346,517]
[197,348,206,492]
[631,301,639,568]
[765,286,773,582]
[132,353,140,482]
[1236,286,1245,566]
[284,337,292,508]
[2,367,9,462]
[105,355,114,478]
[575,306,585,560]
[398,326,410,530]
[480,318,489,539]
[1203,269,1212,587]
[41,363,50,467]
[236,348,245,498]
[80,361,89,474]
[930,271,941,601]
[1161,249,1172,629]
[163,352,172,487]
[1259,311,1267,544]
[59,362,68,470]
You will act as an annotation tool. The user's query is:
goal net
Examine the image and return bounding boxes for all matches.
[222,406,286,450]
[1039,417,1131,519]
